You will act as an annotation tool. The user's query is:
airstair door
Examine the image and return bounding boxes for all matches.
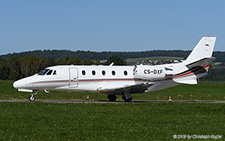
[69,68,78,88]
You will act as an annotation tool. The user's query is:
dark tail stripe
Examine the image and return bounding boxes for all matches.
[173,64,209,78]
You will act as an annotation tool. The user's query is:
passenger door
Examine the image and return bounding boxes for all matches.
[69,68,78,88]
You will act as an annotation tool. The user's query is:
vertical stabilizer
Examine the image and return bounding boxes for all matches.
[173,36,216,85]
[184,37,216,65]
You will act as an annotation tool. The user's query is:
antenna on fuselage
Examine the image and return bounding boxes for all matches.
[109,62,114,66]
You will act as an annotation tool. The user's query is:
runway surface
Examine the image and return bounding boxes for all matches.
[0,99,225,103]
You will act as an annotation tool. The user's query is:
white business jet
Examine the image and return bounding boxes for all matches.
[13,37,216,102]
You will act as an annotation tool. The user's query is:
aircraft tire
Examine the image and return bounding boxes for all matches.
[29,95,36,102]
[122,95,132,102]
[124,98,132,102]
[107,95,117,101]
[122,95,126,101]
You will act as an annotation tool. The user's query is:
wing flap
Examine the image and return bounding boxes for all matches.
[98,83,153,95]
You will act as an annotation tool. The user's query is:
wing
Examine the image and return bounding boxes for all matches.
[97,83,153,95]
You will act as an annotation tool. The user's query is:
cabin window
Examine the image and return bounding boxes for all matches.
[112,70,116,76]
[53,70,57,75]
[102,70,106,75]
[82,70,86,75]
[38,69,49,75]
[46,70,53,75]
[124,70,128,76]
[92,70,96,75]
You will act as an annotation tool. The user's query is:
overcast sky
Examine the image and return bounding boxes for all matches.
[0,0,225,55]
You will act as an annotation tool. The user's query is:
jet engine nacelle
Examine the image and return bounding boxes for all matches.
[134,65,167,81]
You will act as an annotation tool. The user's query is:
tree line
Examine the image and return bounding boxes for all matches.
[200,63,225,82]
[2,50,225,62]
[1,50,225,81]
[0,55,127,80]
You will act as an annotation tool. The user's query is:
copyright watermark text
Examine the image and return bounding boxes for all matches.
[173,134,222,139]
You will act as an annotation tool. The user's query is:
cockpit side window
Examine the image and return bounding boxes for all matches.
[38,69,50,75]
[53,70,57,75]
[46,70,53,75]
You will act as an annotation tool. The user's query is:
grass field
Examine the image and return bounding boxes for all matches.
[1,80,225,101]
[0,81,224,140]
[0,102,224,140]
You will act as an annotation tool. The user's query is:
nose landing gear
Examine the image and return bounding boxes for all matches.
[29,95,36,102]
[29,91,38,102]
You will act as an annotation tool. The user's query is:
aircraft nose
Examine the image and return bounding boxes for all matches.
[13,80,20,89]
[13,80,25,89]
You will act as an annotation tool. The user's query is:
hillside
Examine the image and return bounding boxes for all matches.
[1,50,189,60]
[2,50,225,62]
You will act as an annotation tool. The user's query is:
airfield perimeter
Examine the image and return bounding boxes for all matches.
[1,99,225,104]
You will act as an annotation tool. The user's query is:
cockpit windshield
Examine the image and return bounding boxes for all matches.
[38,69,50,75]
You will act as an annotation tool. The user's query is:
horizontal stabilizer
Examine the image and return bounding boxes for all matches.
[186,57,215,69]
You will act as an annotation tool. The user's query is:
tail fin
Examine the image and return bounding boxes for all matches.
[173,37,216,85]
[184,37,216,66]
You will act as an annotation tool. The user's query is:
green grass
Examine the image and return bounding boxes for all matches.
[1,81,224,140]
[0,102,224,140]
[1,80,225,101]
[138,82,225,101]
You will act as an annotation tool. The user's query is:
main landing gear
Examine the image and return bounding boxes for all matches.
[107,95,117,101]
[107,90,133,102]
[122,90,132,102]
[29,91,39,102]
[122,95,132,102]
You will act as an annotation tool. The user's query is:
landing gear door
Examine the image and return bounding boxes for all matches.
[69,68,78,88]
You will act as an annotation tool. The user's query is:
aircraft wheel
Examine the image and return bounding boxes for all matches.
[107,95,117,101]
[125,97,132,102]
[29,95,36,102]
[122,95,132,102]
[122,95,126,101]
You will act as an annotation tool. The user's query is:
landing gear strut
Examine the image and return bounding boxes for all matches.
[122,90,132,102]
[107,95,117,101]
[29,91,38,102]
